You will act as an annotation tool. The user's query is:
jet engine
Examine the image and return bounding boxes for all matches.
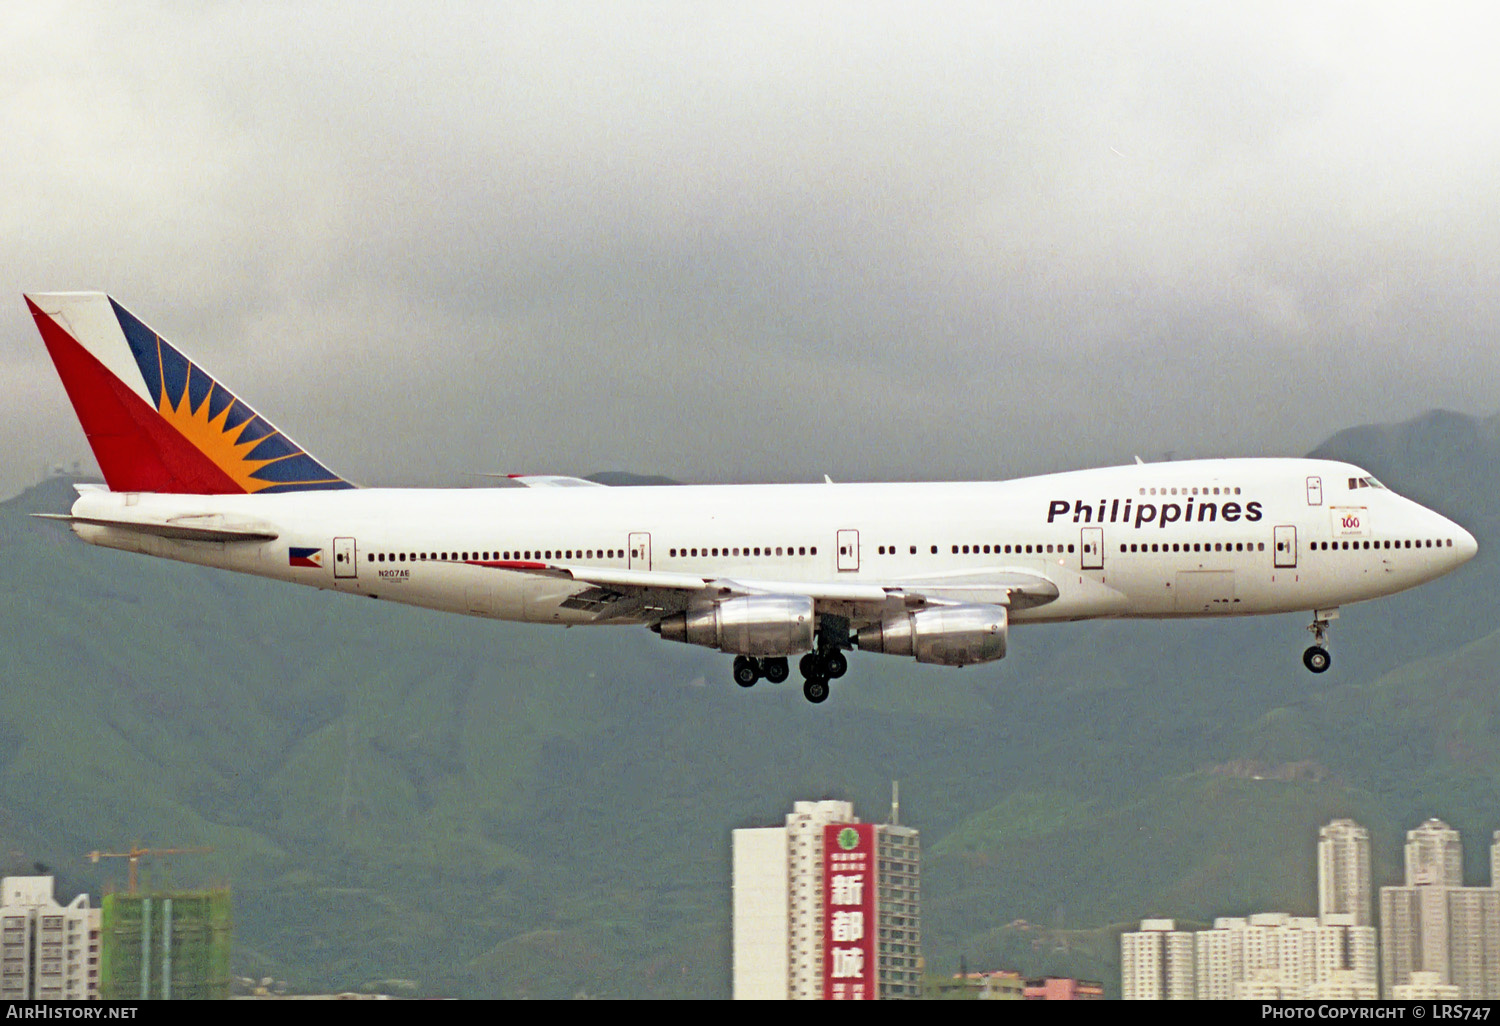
[854,604,1008,666]
[655,595,816,656]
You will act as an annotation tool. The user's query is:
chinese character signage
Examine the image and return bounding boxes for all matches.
[823,822,876,1000]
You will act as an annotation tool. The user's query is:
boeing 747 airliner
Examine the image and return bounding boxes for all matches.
[25,292,1478,703]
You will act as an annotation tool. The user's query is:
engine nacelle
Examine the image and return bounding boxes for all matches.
[855,604,1008,666]
[655,595,816,656]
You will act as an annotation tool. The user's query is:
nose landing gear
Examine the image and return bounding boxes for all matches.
[1302,608,1337,674]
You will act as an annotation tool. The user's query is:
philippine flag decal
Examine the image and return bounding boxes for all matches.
[288,546,324,568]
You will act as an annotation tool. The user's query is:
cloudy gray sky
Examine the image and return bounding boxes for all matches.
[4,2,1499,498]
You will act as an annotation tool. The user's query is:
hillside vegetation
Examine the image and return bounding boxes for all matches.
[0,411,1495,997]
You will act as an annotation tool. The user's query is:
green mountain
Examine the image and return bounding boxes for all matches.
[0,412,1494,998]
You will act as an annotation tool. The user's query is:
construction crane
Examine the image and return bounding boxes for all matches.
[86,844,214,893]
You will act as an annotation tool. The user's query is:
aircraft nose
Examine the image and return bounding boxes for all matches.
[1453,523,1479,564]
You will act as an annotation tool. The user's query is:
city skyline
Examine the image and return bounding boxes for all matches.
[1127,815,1500,1000]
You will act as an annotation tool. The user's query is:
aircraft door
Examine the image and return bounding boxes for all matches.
[1307,476,1323,505]
[333,536,357,579]
[1274,525,1297,569]
[837,529,860,572]
[1080,527,1104,570]
[628,532,652,571]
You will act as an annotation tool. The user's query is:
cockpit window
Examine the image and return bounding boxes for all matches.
[1348,476,1386,490]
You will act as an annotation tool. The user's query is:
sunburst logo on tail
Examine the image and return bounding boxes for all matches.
[111,298,353,493]
[156,375,282,493]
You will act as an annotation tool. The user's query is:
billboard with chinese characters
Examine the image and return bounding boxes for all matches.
[823,822,877,1000]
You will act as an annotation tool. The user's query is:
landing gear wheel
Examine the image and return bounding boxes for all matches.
[733,655,761,688]
[1303,646,1331,674]
[763,657,790,684]
[799,652,823,679]
[823,650,848,679]
[803,677,830,704]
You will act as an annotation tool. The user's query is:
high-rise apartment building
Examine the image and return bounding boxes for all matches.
[1318,819,1372,926]
[1193,914,1376,1000]
[0,876,100,1000]
[1125,818,1379,1001]
[1406,818,1463,887]
[1380,817,1500,998]
[785,800,854,999]
[1444,887,1500,999]
[1120,919,1194,999]
[1382,817,1480,997]
[732,795,920,1000]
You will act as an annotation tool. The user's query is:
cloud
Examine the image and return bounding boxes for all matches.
[4,3,1499,498]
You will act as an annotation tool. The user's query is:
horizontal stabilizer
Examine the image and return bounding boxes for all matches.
[503,475,607,488]
[32,512,279,543]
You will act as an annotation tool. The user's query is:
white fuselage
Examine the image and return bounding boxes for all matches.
[66,457,1476,638]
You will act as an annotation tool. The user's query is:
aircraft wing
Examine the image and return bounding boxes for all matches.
[468,559,1058,623]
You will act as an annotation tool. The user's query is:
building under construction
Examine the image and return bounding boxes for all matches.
[99,889,231,1000]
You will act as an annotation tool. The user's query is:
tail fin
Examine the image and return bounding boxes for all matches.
[26,292,353,494]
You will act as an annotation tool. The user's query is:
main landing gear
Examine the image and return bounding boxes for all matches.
[1302,608,1337,674]
[798,648,847,704]
[733,655,791,687]
[730,620,851,704]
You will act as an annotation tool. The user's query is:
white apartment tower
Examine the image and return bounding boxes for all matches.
[1177,913,1376,1000]
[732,826,790,1000]
[785,800,856,999]
[1382,817,1464,996]
[1318,819,1372,926]
[1406,818,1463,887]
[1380,817,1500,998]
[1445,888,1500,999]
[0,876,100,1000]
[1121,919,1194,999]
[732,795,921,1000]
